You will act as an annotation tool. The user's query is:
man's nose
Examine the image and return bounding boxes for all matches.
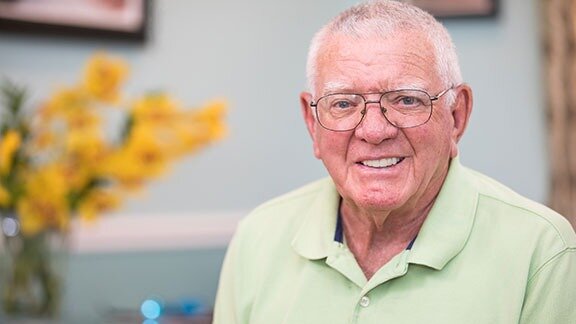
[354,101,398,143]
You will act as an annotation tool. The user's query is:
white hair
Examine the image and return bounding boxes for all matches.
[306,0,462,103]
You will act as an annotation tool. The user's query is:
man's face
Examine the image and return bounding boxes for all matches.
[301,32,470,214]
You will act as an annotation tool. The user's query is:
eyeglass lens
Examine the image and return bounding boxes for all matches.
[315,89,433,131]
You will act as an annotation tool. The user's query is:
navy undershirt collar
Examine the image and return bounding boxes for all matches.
[333,205,417,250]
[334,208,344,243]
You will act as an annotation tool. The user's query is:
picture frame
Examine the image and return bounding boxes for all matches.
[408,0,498,19]
[0,0,150,42]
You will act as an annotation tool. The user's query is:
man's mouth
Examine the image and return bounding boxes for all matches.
[360,157,404,168]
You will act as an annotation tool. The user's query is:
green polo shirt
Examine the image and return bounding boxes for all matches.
[213,158,576,324]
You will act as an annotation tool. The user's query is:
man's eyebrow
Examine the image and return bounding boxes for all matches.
[321,81,352,94]
[387,81,428,91]
[320,80,431,95]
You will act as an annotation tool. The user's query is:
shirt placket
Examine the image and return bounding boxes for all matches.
[349,250,411,324]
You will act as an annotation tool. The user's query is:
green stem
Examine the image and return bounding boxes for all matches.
[2,233,61,317]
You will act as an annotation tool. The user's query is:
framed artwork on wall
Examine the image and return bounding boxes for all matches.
[407,0,498,19]
[0,0,150,42]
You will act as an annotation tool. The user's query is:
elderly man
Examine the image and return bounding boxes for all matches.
[213,1,576,323]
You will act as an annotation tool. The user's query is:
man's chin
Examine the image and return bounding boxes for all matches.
[346,190,408,213]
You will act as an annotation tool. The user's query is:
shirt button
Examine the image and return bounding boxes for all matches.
[359,296,370,307]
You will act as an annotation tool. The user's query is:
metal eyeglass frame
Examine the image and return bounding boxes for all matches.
[310,85,454,132]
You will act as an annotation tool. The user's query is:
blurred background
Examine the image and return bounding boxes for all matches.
[0,0,555,322]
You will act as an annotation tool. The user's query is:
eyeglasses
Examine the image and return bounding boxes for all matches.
[310,86,453,132]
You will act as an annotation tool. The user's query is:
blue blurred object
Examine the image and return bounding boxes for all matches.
[141,299,162,320]
[165,298,206,316]
[140,297,206,320]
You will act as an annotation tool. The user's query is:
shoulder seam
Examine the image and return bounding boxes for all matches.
[478,193,570,247]
[527,248,576,284]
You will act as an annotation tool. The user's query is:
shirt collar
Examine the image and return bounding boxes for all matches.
[292,156,478,269]
[406,156,478,269]
[291,178,341,260]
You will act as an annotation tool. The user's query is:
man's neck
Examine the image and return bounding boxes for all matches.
[340,201,433,280]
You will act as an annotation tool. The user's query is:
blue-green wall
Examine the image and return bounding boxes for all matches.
[63,248,226,322]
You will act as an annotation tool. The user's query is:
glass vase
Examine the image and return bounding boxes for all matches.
[1,228,67,320]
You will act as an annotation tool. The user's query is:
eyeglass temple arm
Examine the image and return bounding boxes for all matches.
[430,85,455,101]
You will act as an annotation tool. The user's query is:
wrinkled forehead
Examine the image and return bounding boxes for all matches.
[314,31,441,94]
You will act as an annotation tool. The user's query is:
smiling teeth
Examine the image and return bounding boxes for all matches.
[361,157,401,168]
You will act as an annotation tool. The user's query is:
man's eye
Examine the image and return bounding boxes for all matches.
[333,100,353,109]
[400,96,418,105]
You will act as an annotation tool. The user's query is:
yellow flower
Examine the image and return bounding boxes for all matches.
[83,53,128,103]
[65,129,107,163]
[42,87,89,119]
[0,184,11,207]
[0,129,22,175]
[125,124,170,176]
[63,108,101,131]
[31,129,56,151]
[18,197,70,236]
[192,99,228,139]
[100,124,169,190]
[56,129,108,191]
[172,99,228,155]
[131,93,180,127]
[17,165,70,236]
[78,189,121,222]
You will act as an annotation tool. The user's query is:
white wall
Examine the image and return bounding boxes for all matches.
[0,0,548,220]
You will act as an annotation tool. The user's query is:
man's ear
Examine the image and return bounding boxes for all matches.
[300,91,321,159]
[449,84,473,158]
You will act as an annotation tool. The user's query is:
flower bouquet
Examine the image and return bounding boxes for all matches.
[0,54,227,318]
